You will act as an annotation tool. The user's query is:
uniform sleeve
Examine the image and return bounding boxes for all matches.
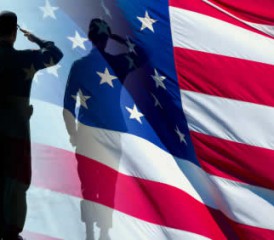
[25,36,63,71]
[124,37,147,71]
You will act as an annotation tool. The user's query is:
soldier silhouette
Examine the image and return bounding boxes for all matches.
[0,11,63,240]
[63,19,143,240]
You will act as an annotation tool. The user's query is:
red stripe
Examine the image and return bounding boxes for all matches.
[174,47,274,107]
[230,223,274,240]
[32,145,82,197]
[190,131,274,190]
[31,143,227,239]
[31,143,274,240]
[169,0,272,38]
[207,0,274,25]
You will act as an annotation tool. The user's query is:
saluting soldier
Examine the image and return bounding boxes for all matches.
[63,18,144,240]
[0,11,63,240]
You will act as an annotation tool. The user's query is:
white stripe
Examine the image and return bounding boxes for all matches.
[169,6,274,65]
[175,156,274,230]
[210,177,274,229]
[181,90,274,150]
[25,186,209,240]
[251,23,274,37]
[30,99,212,207]
[203,0,274,38]
[30,99,274,230]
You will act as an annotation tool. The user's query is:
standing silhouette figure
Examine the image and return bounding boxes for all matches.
[63,18,143,240]
[0,11,63,240]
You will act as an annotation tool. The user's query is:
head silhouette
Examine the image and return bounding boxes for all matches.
[0,11,17,43]
[88,18,111,51]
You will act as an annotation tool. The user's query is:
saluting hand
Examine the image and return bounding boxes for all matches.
[19,28,37,42]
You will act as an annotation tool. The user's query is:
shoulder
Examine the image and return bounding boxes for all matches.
[72,53,94,69]
[70,58,84,70]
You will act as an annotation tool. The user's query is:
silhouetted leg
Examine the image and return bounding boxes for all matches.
[1,135,8,239]
[0,150,4,239]
[77,153,96,240]
[0,179,3,239]
[3,178,28,239]
[75,128,122,240]
[3,136,31,240]
[81,200,95,240]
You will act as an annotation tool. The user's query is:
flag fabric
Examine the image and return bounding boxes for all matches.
[1,0,274,239]
[202,0,274,37]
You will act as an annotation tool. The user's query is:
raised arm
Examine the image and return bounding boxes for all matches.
[20,27,63,69]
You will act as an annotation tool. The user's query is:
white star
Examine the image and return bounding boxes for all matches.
[137,11,157,32]
[126,104,144,124]
[97,68,117,87]
[68,31,88,50]
[45,59,61,77]
[175,126,187,145]
[126,37,137,54]
[71,89,91,109]
[151,93,163,109]
[39,0,59,19]
[151,69,166,89]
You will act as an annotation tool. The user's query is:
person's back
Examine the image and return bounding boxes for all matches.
[0,44,55,99]
[0,11,63,240]
[63,18,146,240]
[0,43,34,98]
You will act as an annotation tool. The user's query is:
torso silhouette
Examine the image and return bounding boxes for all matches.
[63,44,142,240]
[0,39,63,238]
[0,39,62,182]
[64,47,137,132]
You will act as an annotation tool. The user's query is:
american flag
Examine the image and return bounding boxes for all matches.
[2,0,274,239]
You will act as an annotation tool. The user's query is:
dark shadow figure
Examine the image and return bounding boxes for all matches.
[63,19,144,240]
[0,11,63,240]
